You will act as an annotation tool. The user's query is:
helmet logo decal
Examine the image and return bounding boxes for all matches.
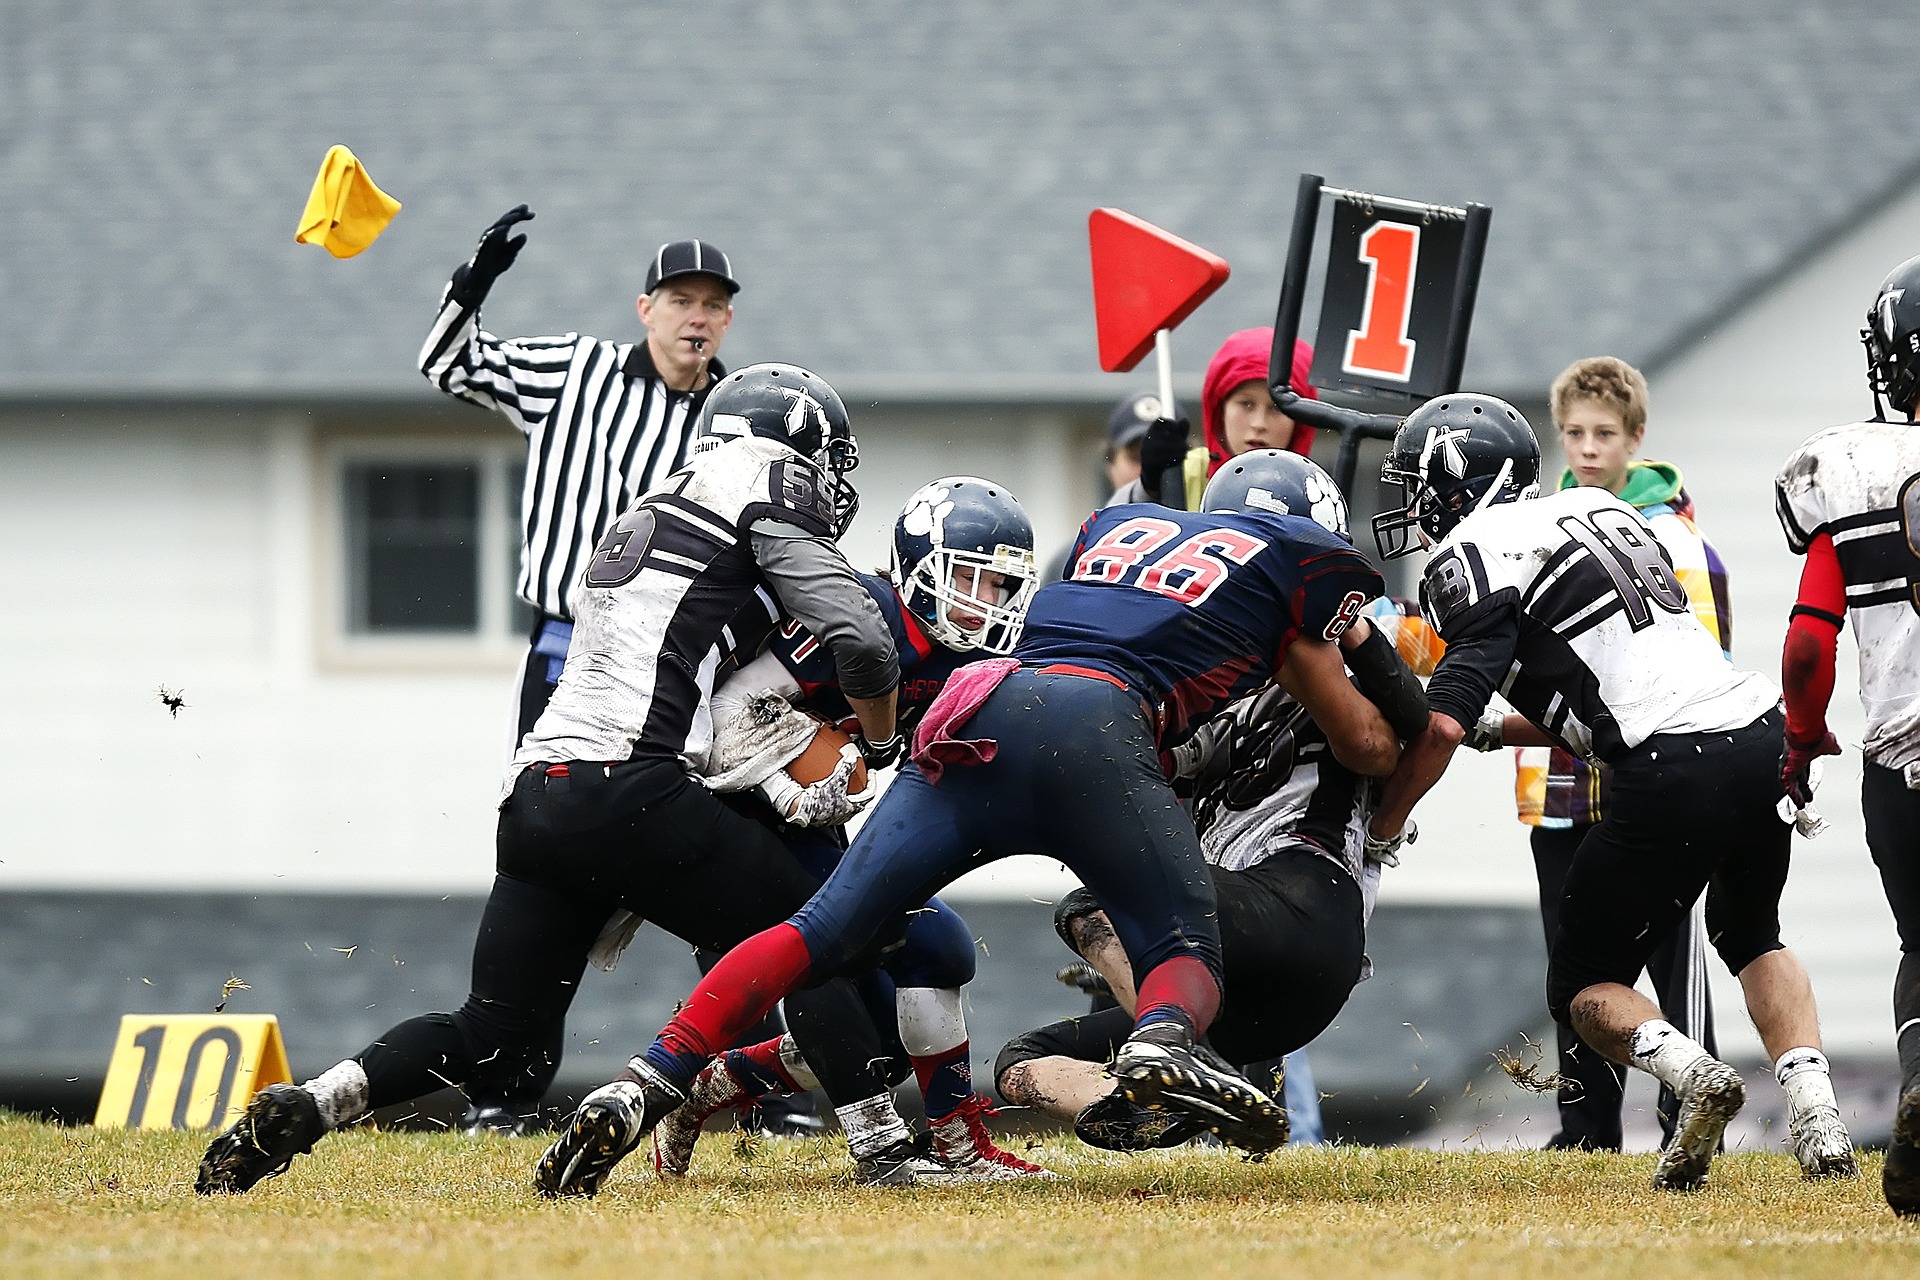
[1420,424,1471,478]
[1879,288,1906,343]
[900,483,955,547]
[1301,467,1349,536]
[779,387,828,439]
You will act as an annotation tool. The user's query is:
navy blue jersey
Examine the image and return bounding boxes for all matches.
[773,571,971,732]
[1016,504,1382,740]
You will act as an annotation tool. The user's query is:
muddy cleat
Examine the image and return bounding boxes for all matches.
[1652,1058,1745,1191]
[460,1102,535,1138]
[1789,1102,1859,1180]
[1112,1020,1289,1153]
[535,1067,685,1199]
[195,1084,325,1195]
[1074,1090,1207,1151]
[852,1137,947,1186]
[1056,962,1113,997]
[650,1059,751,1179]
[919,1094,1057,1182]
[1884,1086,1920,1216]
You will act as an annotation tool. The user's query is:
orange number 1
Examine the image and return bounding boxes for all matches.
[1344,221,1420,382]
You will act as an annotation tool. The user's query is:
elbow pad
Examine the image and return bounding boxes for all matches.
[1345,622,1429,741]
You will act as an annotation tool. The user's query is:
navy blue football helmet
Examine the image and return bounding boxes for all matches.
[889,476,1038,655]
[1201,448,1349,538]
[1374,394,1539,558]
[696,362,860,534]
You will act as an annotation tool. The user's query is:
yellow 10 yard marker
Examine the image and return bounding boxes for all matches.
[94,1015,292,1131]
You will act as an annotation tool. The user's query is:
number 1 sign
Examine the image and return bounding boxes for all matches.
[1311,197,1475,400]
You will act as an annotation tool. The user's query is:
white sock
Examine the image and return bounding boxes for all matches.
[777,1034,822,1093]
[1628,1019,1712,1094]
[303,1059,369,1132]
[1775,1046,1837,1117]
[835,1092,912,1160]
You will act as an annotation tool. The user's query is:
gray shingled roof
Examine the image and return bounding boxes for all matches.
[4,1,1919,402]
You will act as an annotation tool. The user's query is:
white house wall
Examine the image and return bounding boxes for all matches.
[1647,179,1920,1057]
[0,403,1097,896]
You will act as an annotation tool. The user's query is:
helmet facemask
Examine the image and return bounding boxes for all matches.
[818,433,861,537]
[898,543,1038,655]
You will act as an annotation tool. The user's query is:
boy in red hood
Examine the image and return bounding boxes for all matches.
[1115,327,1318,509]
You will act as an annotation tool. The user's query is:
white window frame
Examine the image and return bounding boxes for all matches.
[317,431,527,672]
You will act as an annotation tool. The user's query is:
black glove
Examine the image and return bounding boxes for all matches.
[448,204,535,306]
[1138,417,1190,508]
[1782,729,1840,809]
[855,730,905,771]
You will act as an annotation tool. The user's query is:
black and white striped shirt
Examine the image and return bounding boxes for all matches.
[418,287,724,619]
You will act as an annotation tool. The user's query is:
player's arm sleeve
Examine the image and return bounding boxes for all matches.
[750,527,900,701]
[1773,448,1827,556]
[417,279,576,434]
[1782,531,1845,743]
[1341,619,1429,741]
[1423,593,1521,730]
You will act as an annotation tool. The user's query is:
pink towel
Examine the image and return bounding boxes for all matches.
[911,658,1020,784]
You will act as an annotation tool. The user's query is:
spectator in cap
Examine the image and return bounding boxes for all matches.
[1106,329,1319,510]
[419,209,823,1139]
[1103,390,1163,494]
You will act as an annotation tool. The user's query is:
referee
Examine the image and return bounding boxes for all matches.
[418,205,814,1138]
[419,205,736,735]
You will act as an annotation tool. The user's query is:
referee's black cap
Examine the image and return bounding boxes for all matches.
[645,240,741,295]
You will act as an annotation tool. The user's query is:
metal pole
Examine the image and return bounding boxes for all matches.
[1438,202,1493,394]
[1269,173,1324,397]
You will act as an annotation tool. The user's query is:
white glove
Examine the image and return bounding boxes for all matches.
[758,745,875,828]
[1461,707,1505,753]
[1364,820,1417,868]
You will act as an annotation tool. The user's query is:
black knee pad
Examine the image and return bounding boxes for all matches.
[1052,886,1103,953]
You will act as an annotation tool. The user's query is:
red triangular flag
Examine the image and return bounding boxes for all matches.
[1088,209,1231,373]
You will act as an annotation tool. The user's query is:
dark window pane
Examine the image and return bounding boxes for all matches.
[347,463,480,632]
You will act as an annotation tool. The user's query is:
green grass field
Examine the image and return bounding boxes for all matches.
[4,1111,1917,1280]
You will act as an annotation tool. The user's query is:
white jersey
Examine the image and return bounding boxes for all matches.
[1775,419,1920,770]
[506,434,826,792]
[1423,487,1776,763]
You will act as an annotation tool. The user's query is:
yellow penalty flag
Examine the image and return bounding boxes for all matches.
[295,144,401,259]
[95,1014,293,1131]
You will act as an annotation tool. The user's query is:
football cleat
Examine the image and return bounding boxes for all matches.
[650,1059,751,1179]
[920,1094,1057,1182]
[1884,1086,1920,1216]
[1652,1058,1745,1191]
[1055,962,1113,997]
[1789,1102,1859,1180]
[852,1137,947,1187]
[534,1067,685,1199]
[1074,1090,1207,1151]
[460,1102,535,1138]
[1112,1021,1289,1153]
[742,1093,829,1139]
[194,1083,325,1195]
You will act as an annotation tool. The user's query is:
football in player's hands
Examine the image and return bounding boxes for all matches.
[788,719,869,794]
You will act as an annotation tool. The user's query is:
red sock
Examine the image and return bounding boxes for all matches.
[723,1035,802,1096]
[1134,955,1222,1035]
[649,924,813,1087]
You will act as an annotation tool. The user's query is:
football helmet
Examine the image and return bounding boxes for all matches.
[1374,394,1539,559]
[1201,448,1349,538]
[889,476,1038,655]
[1864,254,1920,421]
[696,363,861,534]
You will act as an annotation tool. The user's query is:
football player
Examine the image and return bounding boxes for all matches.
[533,467,1407,1196]
[1367,394,1855,1191]
[657,477,1050,1182]
[995,450,1427,1150]
[1774,254,1920,1215]
[196,365,937,1194]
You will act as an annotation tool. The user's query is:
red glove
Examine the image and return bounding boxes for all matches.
[1781,730,1840,808]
